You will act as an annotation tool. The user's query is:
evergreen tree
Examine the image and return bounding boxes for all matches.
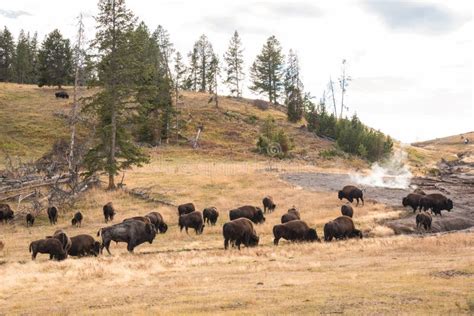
[186,46,198,91]
[223,31,244,97]
[28,32,39,83]
[284,50,304,122]
[207,52,219,94]
[37,29,73,88]
[191,34,215,92]
[173,51,186,90]
[152,25,174,79]
[0,26,16,82]
[14,31,33,84]
[84,0,148,189]
[249,35,284,104]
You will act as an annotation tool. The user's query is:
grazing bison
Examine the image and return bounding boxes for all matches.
[402,193,425,212]
[203,207,219,226]
[281,209,301,223]
[0,204,14,223]
[229,206,265,224]
[419,193,453,216]
[71,211,83,227]
[341,204,354,218]
[338,185,364,206]
[179,211,205,235]
[324,216,362,242]
[47,206,58,225]
[273,220,320,245]
[146,211,168,233]
[55,91,69,99]
[178,203,196,216]
[416,212,432,231]
[26,213,35,227]
[103,202,116,223]
[97,220,157,254]
[69,234,101,257]
[262,196,276,213]
[223,218,259,250]
[29,238,67,261]
[47,229,72,254]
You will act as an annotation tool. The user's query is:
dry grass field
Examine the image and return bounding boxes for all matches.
[0,83,473,314]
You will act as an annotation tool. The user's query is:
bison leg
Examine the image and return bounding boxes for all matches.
[224,238,229,250]
[273,237,280,246]
[104,240,112,255]
[235,239,242,250]
[32,251,37,260]
[127,242,135,253]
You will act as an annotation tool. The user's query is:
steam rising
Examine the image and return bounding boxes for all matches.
[350,148,412,189]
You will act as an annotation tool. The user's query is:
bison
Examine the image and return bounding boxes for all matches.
[68,234,101,257]
[97,220,157,254]
[146,211,168,233]
[273,220,320,245]
[341,204,354,218]
[29,238,67,261]
[402,193,425,212]
[71,211,83,227]
[229,206,265,224]
[178,203,196,216]
[55,91,69,99]
[338,185,364,206]
[416,212,432,231]
[26,213,35,227]
[281,208,301,223]
[179,211,205,235]
[262,196,276,213]
[324,216,362,242]
[103,202,116,223]
[419,193,453,216]
[223,218,259,250]
[0,204,14,223]
[47,206,58,225]
[203,207,219,226]
[47,229,72,255]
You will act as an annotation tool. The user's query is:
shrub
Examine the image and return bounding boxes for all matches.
[256,116,293,158]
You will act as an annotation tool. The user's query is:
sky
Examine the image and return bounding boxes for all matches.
[1,0,472,143]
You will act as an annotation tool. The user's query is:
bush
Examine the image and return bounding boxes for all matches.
[256,116,293,158]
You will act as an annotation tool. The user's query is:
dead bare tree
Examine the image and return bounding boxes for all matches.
[328,76,337,117]
[338,59,351,119]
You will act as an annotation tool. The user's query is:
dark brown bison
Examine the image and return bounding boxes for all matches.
[55,91,69,99]
[26,213,35,227]
[146,211,168,233]
[47,229,72,255]
[203,207,219,226]
[68,234,101,257]
[179,211,205,235]
[402,193,425,212]
[341,204,354,218]
[103,202,116,223]
[281,209,301,223]
[71,211,83,227]
[416,212,432,231]
[0,203,14,223]
[273,220,320,245]
[419,193,453,216]
[178,203,196,216]
[338,185,364,206]
[262,196,276,213]
[324,216,362,241]
[97,220,157,254]
[29,238,67,260]
[229,206,265,224]
[47,206,58,225]
[223,218,259,250]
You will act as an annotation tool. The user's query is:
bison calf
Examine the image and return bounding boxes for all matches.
[47,206,58,225]
[103,202,116,223]
[262,196,276,213]
[29,238,67,261]
[179,211,205,235]
[416,212,432,231]
[341,204,354,218]
[203,207,219,226]
[26,213,35,227]
[324,216,362,242]
[281,208,301,223]
[273,220,320,245]
[71,211,83,227]
[338,185,364,206]
[223,218,259,250]
[69,234,101,257]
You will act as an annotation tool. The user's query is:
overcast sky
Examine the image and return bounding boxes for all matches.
[1,0,472,143]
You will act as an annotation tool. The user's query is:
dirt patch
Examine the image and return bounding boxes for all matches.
[430,270,473,279]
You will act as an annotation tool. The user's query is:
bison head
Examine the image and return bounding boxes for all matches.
[351,229,363,239]
[446,199,453,211]
[92,241,101,256]
[255,209,266,224]
[158,222,168,234]
[306,228,320,242]
[338,190,344,200]
[323,222,335,242]
[249,234,259,247]
[402,197,408,207]
[71,218,77,226]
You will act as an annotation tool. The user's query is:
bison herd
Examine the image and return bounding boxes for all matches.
[0,184,455,261]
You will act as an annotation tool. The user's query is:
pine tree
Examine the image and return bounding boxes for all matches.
[14,31,33,84]
[84,0,148,189]
[250,35,285,104]
[28,32,39,83]
[173,51,186,90]
[37,29,73,88]
[223,31,244,97]
[152,25,174,80]
[284,50,304,122]
[0,27,16,82]
[191,34,215,92]
[207,52,219,94]
[186,47,198,91]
